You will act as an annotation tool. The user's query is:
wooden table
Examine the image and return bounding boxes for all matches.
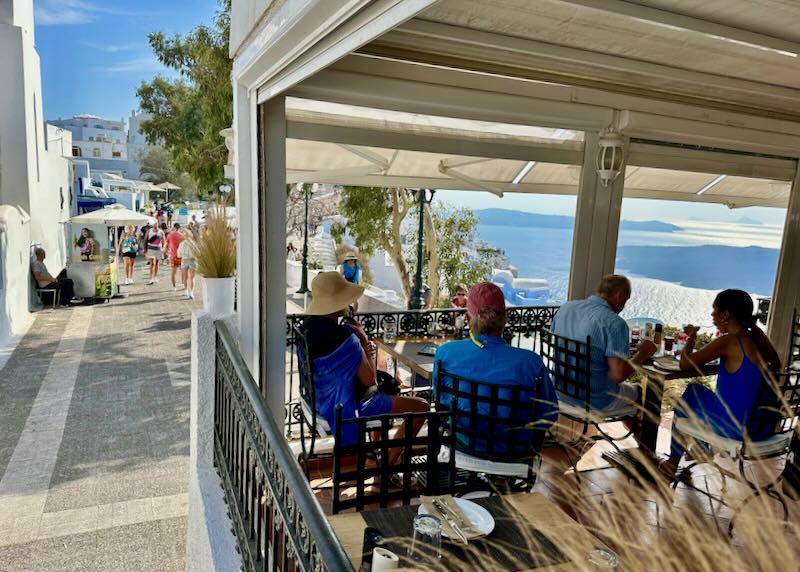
[328,493,608,571]
[603,358,717,472]
[375,337,452,383]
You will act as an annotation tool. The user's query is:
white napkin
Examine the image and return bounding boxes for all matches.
[371,547,400,572]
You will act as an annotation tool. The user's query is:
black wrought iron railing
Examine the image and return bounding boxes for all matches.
[214,320,353,572]
[283,305,559,436]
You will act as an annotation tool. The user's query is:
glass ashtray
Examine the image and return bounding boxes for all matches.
[587,548,619,568]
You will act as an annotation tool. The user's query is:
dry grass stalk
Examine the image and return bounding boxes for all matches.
[196,202,236,278]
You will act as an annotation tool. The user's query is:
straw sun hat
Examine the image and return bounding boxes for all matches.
[339,247,360,264]
[307,271,365,315]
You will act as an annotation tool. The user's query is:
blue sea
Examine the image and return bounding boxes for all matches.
[476,223,780,303]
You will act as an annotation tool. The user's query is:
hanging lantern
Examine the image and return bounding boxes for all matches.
[595,132,626,187]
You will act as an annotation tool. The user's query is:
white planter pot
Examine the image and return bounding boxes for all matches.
[202,276,235,319]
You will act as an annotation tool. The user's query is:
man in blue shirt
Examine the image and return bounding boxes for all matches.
[551,274,657,411]
[433,282,558,458]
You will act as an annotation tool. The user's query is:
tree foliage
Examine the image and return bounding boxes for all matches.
[335,186,504,305]
[136,0,232,197]
[137,145,197,202]
[332,186,416,300]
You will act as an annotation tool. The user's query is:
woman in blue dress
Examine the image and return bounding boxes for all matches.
[661,289,781,478]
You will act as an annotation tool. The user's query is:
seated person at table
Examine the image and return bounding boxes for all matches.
[450,283,468,309]
[660,289,781,478]
[551,274,657,411]
[31,247,83,306]
[433,282,558,458]
[301,272,428,457]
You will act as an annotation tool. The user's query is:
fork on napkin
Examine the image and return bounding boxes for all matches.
[420,495,481,544]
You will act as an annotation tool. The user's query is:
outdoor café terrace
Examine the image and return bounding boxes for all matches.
[194,2,800,571]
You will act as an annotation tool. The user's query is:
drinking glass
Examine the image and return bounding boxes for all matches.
[407,514,442,562]
[383,321,397,345]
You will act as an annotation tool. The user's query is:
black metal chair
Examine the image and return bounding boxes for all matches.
[331,406,456,514]
[294,325,335,479]
[672,369,800,535]
[539,329,639,476]
[433,363,549,491]
[789,308,800,370]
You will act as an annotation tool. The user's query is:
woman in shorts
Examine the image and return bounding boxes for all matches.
[145,223,166,285]
[117,226,139,285]
[177,230,197,299]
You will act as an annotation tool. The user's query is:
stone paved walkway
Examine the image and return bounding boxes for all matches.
[0,260,201,571]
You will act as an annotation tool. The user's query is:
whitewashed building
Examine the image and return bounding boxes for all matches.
[0,0,72,344]
[49,114,129,175]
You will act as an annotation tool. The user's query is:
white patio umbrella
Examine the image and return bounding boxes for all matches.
[70,204,155,226]
[157,181,181,202]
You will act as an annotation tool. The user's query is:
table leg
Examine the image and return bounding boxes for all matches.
[602,375,663,479]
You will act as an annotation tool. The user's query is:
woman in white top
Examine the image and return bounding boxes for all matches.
[177,230,197,299]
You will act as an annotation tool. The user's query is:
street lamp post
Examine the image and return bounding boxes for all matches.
[410,188,435,310]
[296,184,311,294]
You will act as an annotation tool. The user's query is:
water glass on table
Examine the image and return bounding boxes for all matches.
[383,321,397,344]
[407,514,442,562]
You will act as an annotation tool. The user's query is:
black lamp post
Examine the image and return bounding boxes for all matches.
[410,188,435,310]
[296,184,312,294]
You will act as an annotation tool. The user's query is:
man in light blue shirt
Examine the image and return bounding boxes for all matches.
[551,274,657,410]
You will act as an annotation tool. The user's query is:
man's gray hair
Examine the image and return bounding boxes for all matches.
[597,274,631,296]
[34,247,45,257]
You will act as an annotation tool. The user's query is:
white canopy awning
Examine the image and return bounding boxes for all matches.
[70,204,154,226]
[286,98,793,209]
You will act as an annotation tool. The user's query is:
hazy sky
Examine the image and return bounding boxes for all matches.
[34,0,218,121]
[435,190,788,226]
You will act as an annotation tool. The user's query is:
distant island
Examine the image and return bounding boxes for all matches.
[735,216,762,225]
[475,208,681,233]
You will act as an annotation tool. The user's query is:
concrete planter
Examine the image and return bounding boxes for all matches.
[202,276,235,319]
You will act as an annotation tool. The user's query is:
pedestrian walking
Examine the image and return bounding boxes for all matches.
[118,226,139,284]
[165,222,185,291]
[145,223,166,285]
[177,229,197,299]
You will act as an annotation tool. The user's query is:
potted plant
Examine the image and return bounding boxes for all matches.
[195,202,236,318]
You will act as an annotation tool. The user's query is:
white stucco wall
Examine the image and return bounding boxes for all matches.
[0,206,33,346]
[187,311,241,572]
[0,0,71,344]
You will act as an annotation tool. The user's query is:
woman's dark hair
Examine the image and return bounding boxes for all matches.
[714,289,756,328]
[76,227,93,247]
[715,289,781,371]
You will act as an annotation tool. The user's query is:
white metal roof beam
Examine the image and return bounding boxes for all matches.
[286,68,614,130]
[555,0,800,58]
[284,172,787,207]
[286,120,584,164]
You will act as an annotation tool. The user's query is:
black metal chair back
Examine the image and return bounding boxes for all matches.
[332,407,455,514]
[790,308,800,369]
[293,324,318,430]
[433,363,547,465]
[539,329,592,407]
[745,369,800,450]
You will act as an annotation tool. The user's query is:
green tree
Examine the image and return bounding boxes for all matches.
[331,186,416,300]
[334,186,504,305]
[405,204,505,305]
[136,0,232,197]
[137,145,198,202]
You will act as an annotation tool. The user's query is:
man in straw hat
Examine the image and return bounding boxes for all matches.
[432,282,558,458]
[302,272,428,457]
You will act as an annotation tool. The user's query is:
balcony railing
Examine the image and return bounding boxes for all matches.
[284,305,559,437]
[214,320,353,572]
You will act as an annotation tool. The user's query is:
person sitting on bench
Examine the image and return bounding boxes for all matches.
[31,248,83,306]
